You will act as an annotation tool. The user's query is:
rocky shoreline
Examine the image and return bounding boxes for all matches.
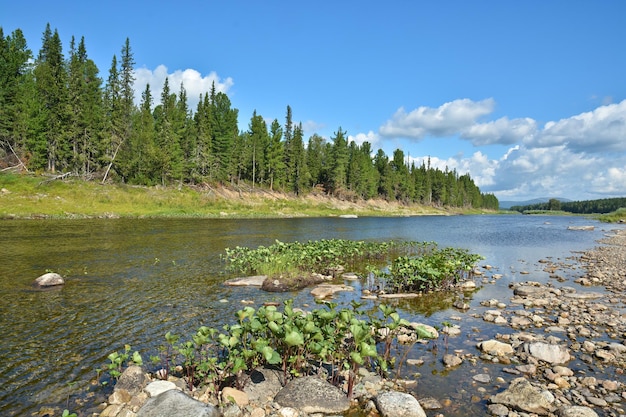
[93,228,626,417]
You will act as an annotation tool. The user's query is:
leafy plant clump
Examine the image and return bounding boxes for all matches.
[223,238,483,294]
[222,238,409,279]
[371,245,484,293]
[104,300,436,399]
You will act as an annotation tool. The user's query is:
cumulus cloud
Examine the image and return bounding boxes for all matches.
[133,65,234,110]
[461,117,537,145]
[408,151,497,188]
[530,100,626,152]
[349,131,381,149]
[379,98,495,139]
[379,98,626,156]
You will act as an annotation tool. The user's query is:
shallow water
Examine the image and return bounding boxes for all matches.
[0,215,620,416]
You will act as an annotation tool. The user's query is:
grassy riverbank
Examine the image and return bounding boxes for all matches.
[0,172,490,219]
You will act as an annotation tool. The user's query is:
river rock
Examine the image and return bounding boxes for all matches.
[477,339,514,356]
[374,390,426,417]
[242,368,283,405]
[273,376,350,414]
[525,342,571,364]
[137,389,220,417]
[144,380,177,397]
[33,272,65,288]
[513,285,552,297]
[557,405,599,417]
[442,354,463,367]
[223,275,267,286]
[222,387,249,406]
[490,377,555,415]
[310,283,354,299]
[116,365,148,396]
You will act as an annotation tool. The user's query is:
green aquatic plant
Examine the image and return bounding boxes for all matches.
[222,238,408,279]
[104,300,435,399]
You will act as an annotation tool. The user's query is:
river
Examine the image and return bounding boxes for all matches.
[0,214,620,416]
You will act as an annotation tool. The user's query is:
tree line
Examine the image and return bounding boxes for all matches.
[0,24,498,210]
[511,197,626,214]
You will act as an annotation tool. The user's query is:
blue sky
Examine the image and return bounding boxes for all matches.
[3,1,626,202]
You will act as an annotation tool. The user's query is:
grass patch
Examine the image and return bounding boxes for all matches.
[0,172,464,219]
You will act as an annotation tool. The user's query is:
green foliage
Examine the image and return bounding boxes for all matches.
[511,197,626,215]
[370,244,483,293]
[108,300,431,399]
[222,238,405,278]
[61,410,77,417]
[223,238,483,295]
[106,344,142,380]
[598,207,626,223]
[1,24,495,210]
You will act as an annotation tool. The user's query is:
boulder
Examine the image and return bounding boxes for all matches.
[490,377,555,415]
[273,376,350,414]
[375,390,426,417]
[137,389,220,417]
[33,272,64,288]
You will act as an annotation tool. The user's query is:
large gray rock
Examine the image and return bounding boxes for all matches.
[375,390,426,417]
[33,272,64,288]
[273,376,350,414]
[525,342,570,364]
[490,377,555,415]
[137,389,220,417]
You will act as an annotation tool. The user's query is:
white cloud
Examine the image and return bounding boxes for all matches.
[407,151,497,188]
[133,65,234,110]
[379,98,495,139]
[590,166,626,195]
[461,117,537,145]
[379,98,626,156]
[349,131,381,149]
[374,97,626,200]
[530,99,626,152]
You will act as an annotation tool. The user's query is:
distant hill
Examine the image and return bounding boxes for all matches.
[499,197,572,210]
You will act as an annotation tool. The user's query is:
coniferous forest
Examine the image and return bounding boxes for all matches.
[0,25,499,210]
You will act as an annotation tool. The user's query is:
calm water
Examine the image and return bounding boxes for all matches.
[0,215,621,416]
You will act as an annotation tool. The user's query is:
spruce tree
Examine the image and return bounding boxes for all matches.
[33,24,70,172]
[67,36,103,174]
[265,119,284,190]
[0,28,32,163]
[329,127,349,195]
